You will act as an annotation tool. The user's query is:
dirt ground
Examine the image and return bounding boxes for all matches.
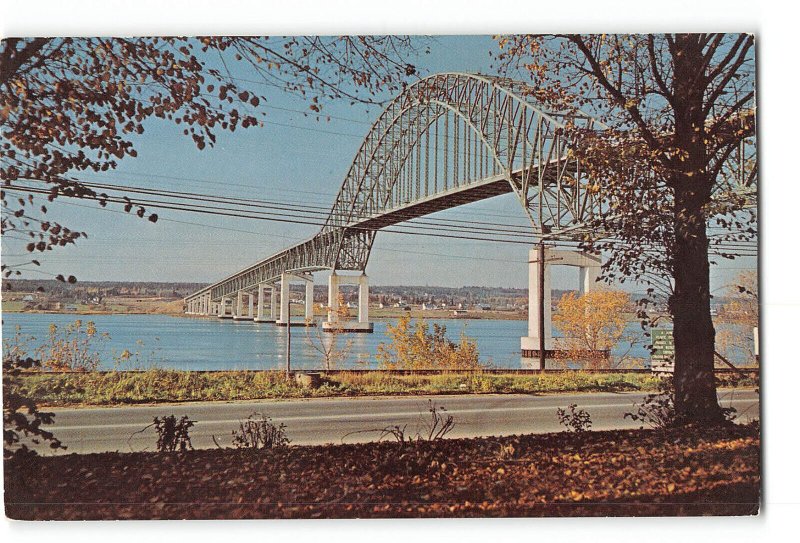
[5,424,759,520]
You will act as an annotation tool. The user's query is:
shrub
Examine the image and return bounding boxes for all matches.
[231,412,290,449]
[626,378,738,429]
[556,403,592,433]
[420,399,455,441]
[552,290,632,369]
[376,315,485,370]
[3,327,66,459]
[35,320,108,371]
[152,415,195,452]
[625,378,675,429]
[352,400,455,446]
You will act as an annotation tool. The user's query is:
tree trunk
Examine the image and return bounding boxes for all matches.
[670,187,724,424]
[668,35,724,425]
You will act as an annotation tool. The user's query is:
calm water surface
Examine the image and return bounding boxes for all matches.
[2,312,745,371]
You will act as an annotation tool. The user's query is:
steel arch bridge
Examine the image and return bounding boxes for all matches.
[185,72,755,309]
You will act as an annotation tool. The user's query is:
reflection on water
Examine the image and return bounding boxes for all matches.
[1,313,752,371]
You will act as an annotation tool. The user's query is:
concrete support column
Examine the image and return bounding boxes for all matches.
[327,272,340,323]
[254,283,278,323]
[279,273,291,325]
[305,280,315,322]
[218,297,227,317]
[256,283,265,321]
[233,291,254,321]
[236,291,244,318]
[322,271,373,333]
[521,248,602,368]
[358,274,369,323]
[523,247,554,352]
[579,265,600,295]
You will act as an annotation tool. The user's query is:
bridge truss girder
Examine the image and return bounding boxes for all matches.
[190,72,755,305]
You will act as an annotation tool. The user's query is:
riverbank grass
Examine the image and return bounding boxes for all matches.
[10,369,756,408]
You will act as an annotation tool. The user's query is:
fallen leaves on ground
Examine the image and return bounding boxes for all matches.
[5,424,759,519]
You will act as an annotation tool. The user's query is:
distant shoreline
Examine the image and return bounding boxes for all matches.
[1,308,528,321]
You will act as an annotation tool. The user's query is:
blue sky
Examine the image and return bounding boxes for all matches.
[2,35,756,291]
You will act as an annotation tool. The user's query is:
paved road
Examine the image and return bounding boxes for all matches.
[37,390,760,455]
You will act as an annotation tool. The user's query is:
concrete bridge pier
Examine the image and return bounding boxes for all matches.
[276,272,315,326]
[254,283,277,323]
[218,296,233,319]
[520,247,601,369]
[323,272,373,333]
[233,290,255,321]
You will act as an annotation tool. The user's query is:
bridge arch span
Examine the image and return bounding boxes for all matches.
[197,72,607,303]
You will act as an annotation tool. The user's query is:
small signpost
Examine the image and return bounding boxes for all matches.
[651,328,675,373]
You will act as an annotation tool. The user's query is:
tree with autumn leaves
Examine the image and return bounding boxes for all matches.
[377,315,483,370]
[497,34,756,424]
[552,290,637,369]
[0,35,418,458]
[0,36,418,280]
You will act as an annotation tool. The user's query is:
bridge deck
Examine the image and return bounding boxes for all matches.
[347,174,514,231]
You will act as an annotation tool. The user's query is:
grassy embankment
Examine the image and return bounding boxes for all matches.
[12,369,756,408]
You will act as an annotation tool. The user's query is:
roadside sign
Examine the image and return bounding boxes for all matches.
[651,328,675,373]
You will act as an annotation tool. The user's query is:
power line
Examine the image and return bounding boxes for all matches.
[81,167,537,223]
[5,184,757,256]
[0,198,531,265]
[49,178,540,235]
[9,177,760,248]
[2,186,757,271]
[5,185,543,245]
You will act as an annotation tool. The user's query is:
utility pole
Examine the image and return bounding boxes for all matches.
[285,301,292,379]
[538,241,546,373]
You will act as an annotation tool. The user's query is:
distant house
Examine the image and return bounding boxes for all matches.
[64,304,78,312]
[452,309,468,316]
[22,295,35,302]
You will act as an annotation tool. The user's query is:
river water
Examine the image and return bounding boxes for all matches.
[1,312,749,371]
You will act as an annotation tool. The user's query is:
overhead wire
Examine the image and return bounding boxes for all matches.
[1,197,534,266]
[8,176,761,250]
[3,183,758,259]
